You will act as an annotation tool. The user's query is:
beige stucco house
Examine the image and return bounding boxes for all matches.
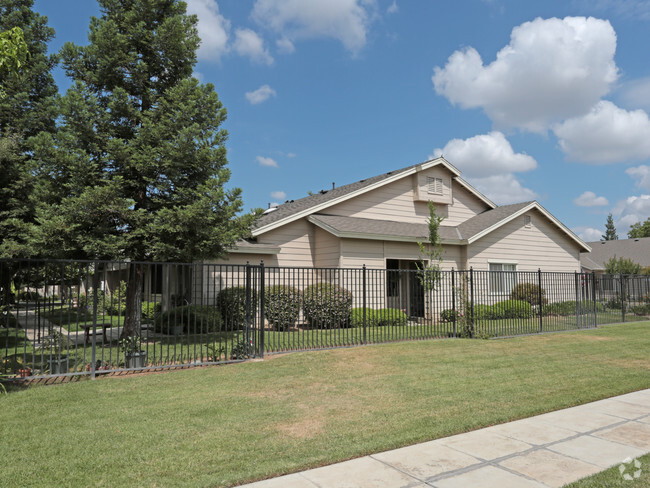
[219,157,590,273]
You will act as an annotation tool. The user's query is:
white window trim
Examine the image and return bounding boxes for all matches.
[488,262,518,295]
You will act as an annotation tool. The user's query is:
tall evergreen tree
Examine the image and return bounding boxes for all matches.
[602,213,618,241]
[31,0,256,337]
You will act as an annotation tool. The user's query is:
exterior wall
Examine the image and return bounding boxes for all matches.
[467,209,581,272]
[259,219,315,267]
[314,226,340,268]
[327,167,489,226]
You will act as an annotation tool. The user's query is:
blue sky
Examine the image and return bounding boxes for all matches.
[33,0,650,241]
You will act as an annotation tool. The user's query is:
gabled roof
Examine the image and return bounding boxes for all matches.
[252,157,496,237]
[580,237,650,270]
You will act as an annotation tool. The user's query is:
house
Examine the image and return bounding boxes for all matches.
[197,157,590,317]
[580,237,650,274]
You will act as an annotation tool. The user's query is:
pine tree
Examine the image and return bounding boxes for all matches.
[602,213,618,241]
[30,0,256,337]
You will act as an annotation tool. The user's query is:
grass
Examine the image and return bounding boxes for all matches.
[563,453,649,487]
[0,321,648,487]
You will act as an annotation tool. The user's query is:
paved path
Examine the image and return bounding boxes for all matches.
[240,389,650,488]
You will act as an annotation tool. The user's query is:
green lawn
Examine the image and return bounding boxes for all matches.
[563,453,649,488]
[0,321,648,487]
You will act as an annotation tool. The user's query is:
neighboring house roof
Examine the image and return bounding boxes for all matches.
[252,157,496,237]
[580,237,650,270]
[308,201,590,252]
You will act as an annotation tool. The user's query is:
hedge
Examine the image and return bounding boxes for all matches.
[510,283,548,306]
[541,300,605,316]
[350,308,408,327]
[216,287,258,331]
[264,286,301,331]
[303,283,352,329]
[154,305,221,334]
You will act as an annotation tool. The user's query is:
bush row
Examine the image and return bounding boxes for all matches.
[350,308,408,327]
[441,299,609,322]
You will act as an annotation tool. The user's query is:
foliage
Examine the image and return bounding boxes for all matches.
[16,289,40,301]
[264,285,301,331]
[119,335,142,355]
[302,283,352,329]
[416,201,444,291]
[510,283,548,306]
[630,304,650,316]
[28,0,257,338]
[0,26,29,80]
[605,256,642,275]
[155,304,221,334]
[542,300,605,316]
[230,337,254,360]
[628,217,650,238]
[440,309,461,323]
[602,213,618,240]
[350,308,408,327]
[78,281,127,316]
[39,330,65,355]
[473,300,534,320]
[217,287,258,331]
[141,301,161,321]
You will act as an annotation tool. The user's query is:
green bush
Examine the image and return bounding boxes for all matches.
[302,283,352,329]
[440,309,461,322]
[350,308,408,327]
[141,301,161,321]
[491,300,534,319]
[510,283,548,306]
[17,290,41,301]
[216,287,258,331]
[155,305,221,334]
[264,286,301,331]
[630,304,650,316]
[542,300,605,316]
[473,304,495,320]
[77,281,127,316]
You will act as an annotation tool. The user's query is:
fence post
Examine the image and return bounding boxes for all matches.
[592,272,597,328]
[620,273,625,323]
[91,259,99,380]
[259,261,265,358]
[451,268,456,338]
[245,263,251,353]
[469,267,474,338]
[538,268,543,333]
[362,265,367,345]
[574,272,580,329]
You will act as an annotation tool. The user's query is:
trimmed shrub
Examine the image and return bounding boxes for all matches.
[264,286,301,331]
[302,283,352,329]
[216,287,258,331]
[510,283,548,306]
[351,308,408,327]
[490,300,534,319]
[631,304,650,316]
[542,300,605,316]
[17,290,41,301]
[141,301,161,321]
[155,305,221,333]
[473,304,495,320]
[440,309,461,323]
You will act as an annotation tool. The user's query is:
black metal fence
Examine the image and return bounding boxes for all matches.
[1,259,648,380]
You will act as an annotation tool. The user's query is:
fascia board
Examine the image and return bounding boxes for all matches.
[454,176,496,209]
[253,157,457,237]
[230,246,280,255]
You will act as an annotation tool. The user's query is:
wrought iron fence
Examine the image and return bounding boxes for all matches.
[1,259,648,380]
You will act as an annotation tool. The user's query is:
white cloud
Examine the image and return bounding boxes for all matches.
[553,101,650,163]
[256,156,278,167]
[627,165,650,191]
[286,152,296,158]
[251,0,378,55]
[245,85,277,104]
[586,0,650,21]
[432,16,618,132]
[387,1,398,14]
[233,28,274,65]
[276,37,295,53]
[612,194,650,231]
[185,0,231,61]
[465,174,538,205]
[270,190,286,200]
[432,131,536,178]
[574,191,609,207]
[573,226,604,241]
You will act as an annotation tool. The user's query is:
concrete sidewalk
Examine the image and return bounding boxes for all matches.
[240,389,650,488]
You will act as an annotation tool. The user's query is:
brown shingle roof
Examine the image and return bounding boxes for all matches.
[457,201,534,240]
[580,237,650,270]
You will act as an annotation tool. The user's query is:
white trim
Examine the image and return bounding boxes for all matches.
[453,176,496,208]
[467,201,592,253]
[487,259,518,264]
[253,157,465,236]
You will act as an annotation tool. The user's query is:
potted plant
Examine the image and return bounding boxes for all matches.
[121,335,147,369]
[42,331,68,374]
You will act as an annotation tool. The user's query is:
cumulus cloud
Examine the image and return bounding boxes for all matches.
[233,28,274,65]
[270,190,286,200]
[574,191,609,207]
[432,131,536,178]
[573,226,604,241]
[431,131,538,205]
[553,101,650,163]
[432,16,618,132]
[627,165,650,191]
[256,156,278,167]
[185,0,231,61]
[245,85,277,104]
[251,0,378,55]
[387,1,398,14]
[276,37,295,53]
[612,194,650,231]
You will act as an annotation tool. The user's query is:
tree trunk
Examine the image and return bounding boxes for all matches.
[121,263,143,338]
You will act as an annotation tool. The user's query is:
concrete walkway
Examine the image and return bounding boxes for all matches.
[240,389,650,488]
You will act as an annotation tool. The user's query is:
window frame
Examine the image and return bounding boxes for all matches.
[488,262,518,295]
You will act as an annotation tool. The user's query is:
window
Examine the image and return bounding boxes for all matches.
[427,176,443,195]
[524,215,532,228]
[489,263,517,294]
